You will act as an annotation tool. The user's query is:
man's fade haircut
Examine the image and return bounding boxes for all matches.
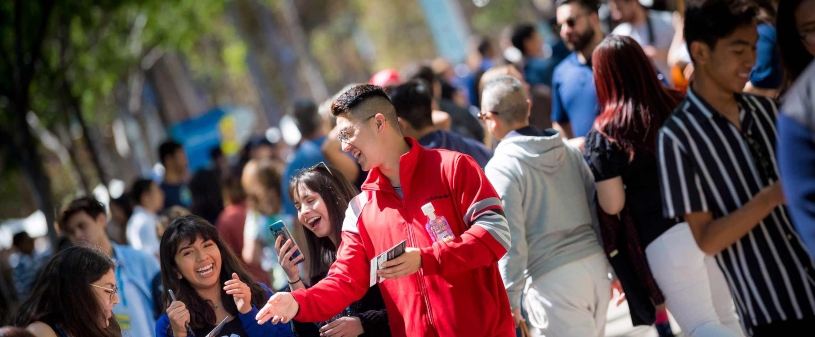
[158,140,183,165]
[388,80,434,130]
[555,0,600,13]
[330,84,398,128]
[481,76,529,124]
[58,196,107,231]
[684,0,758,62]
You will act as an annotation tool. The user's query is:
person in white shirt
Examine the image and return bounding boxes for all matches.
[127,178,165,258]
[607,0,675,86]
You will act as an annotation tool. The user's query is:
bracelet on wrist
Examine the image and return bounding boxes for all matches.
[288,277,302,285]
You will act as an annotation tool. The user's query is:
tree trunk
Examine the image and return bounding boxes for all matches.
[9,105,58,243]
[64,137,91,194]
[6,0,59,243]
[277,0,329,102]
[63,79,110,189]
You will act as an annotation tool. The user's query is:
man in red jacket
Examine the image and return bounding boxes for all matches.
[256,84,515,337]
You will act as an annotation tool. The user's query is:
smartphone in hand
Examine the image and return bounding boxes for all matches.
[268,219,303,264]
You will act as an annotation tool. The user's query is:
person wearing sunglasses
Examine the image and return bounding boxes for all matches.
[657,1,815,335]
[272,162,390,337]
[551,0,606,152]
[240,158,285,289]
[156,215,294,337]
[13,246,122,337]
[480,75,610,337]
[53,196,160,337]
[256,84,515,336]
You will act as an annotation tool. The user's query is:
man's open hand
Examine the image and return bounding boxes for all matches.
[256,292,299,325]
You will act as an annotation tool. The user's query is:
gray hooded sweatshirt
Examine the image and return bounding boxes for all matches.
[485,127,604,310]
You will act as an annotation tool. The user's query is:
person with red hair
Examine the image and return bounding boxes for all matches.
[585,35,744,337]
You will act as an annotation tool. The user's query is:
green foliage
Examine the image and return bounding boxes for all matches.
[0,0,243,219]
[350,0,437,71]
[466,0,539,43]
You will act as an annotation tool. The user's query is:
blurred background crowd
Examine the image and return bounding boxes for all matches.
[1,0,803,336]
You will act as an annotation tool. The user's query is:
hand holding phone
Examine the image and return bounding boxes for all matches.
[269,220,303,264]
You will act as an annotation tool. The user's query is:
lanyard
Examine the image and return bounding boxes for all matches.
[113,252,128,307]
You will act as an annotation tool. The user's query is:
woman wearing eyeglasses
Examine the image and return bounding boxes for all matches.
[156,215,293,337]
[274,163,391,337]
[13,245,122,337]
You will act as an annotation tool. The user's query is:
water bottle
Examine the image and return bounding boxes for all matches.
[422,202,455,242]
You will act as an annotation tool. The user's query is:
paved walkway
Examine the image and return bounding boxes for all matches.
[605,293,684,337]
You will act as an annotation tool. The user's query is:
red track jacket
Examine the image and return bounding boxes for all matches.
[290,137,515,336]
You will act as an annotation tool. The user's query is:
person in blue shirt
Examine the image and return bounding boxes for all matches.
[156,215,293,337]
[779,62,815,258]
[10,232,47,302]
[282,99,328,219]
[158,141,191,210]
[551,0,606,151]
[388,80,492,168]
[744,0,782,98]
[511,23,568,89]
[58,196,161,337]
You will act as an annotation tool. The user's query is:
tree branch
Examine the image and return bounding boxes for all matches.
[20,0,56,96]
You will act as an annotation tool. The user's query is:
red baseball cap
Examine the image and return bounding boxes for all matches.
[369,68,401,87]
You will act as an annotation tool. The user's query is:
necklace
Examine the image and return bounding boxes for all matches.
[209,301,222,309]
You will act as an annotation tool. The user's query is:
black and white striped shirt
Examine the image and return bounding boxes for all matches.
[657,88,815,332]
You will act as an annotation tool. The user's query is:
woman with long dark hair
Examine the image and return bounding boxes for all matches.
[584,35,744,337]
[156,215,292,337]
[777,0,815,89]
[275,162,390,337]
[13,246,121,337]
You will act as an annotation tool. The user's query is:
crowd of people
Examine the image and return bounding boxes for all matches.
[3,0,815,336]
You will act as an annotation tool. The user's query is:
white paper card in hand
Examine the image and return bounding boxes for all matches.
[369,240,407,287]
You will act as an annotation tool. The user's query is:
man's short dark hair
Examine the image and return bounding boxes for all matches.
[388,80,434,130]
[12,232,31,248]
[684,0,758,61]
[130,178,155,206]
[330,84,392,117]
[555,0,600,13]
[158,141,183,165]
[58,196,107,230]
[290,98,322,137]
[469,35,494,57]
[399,62,437,88]
[511,24,537,56]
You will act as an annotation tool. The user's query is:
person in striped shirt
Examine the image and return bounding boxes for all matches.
[656,0,815,335]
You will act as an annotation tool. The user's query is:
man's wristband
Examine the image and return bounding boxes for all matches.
[288,277,302,285]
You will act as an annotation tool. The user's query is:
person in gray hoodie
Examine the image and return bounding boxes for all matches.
[481,76,609,337]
